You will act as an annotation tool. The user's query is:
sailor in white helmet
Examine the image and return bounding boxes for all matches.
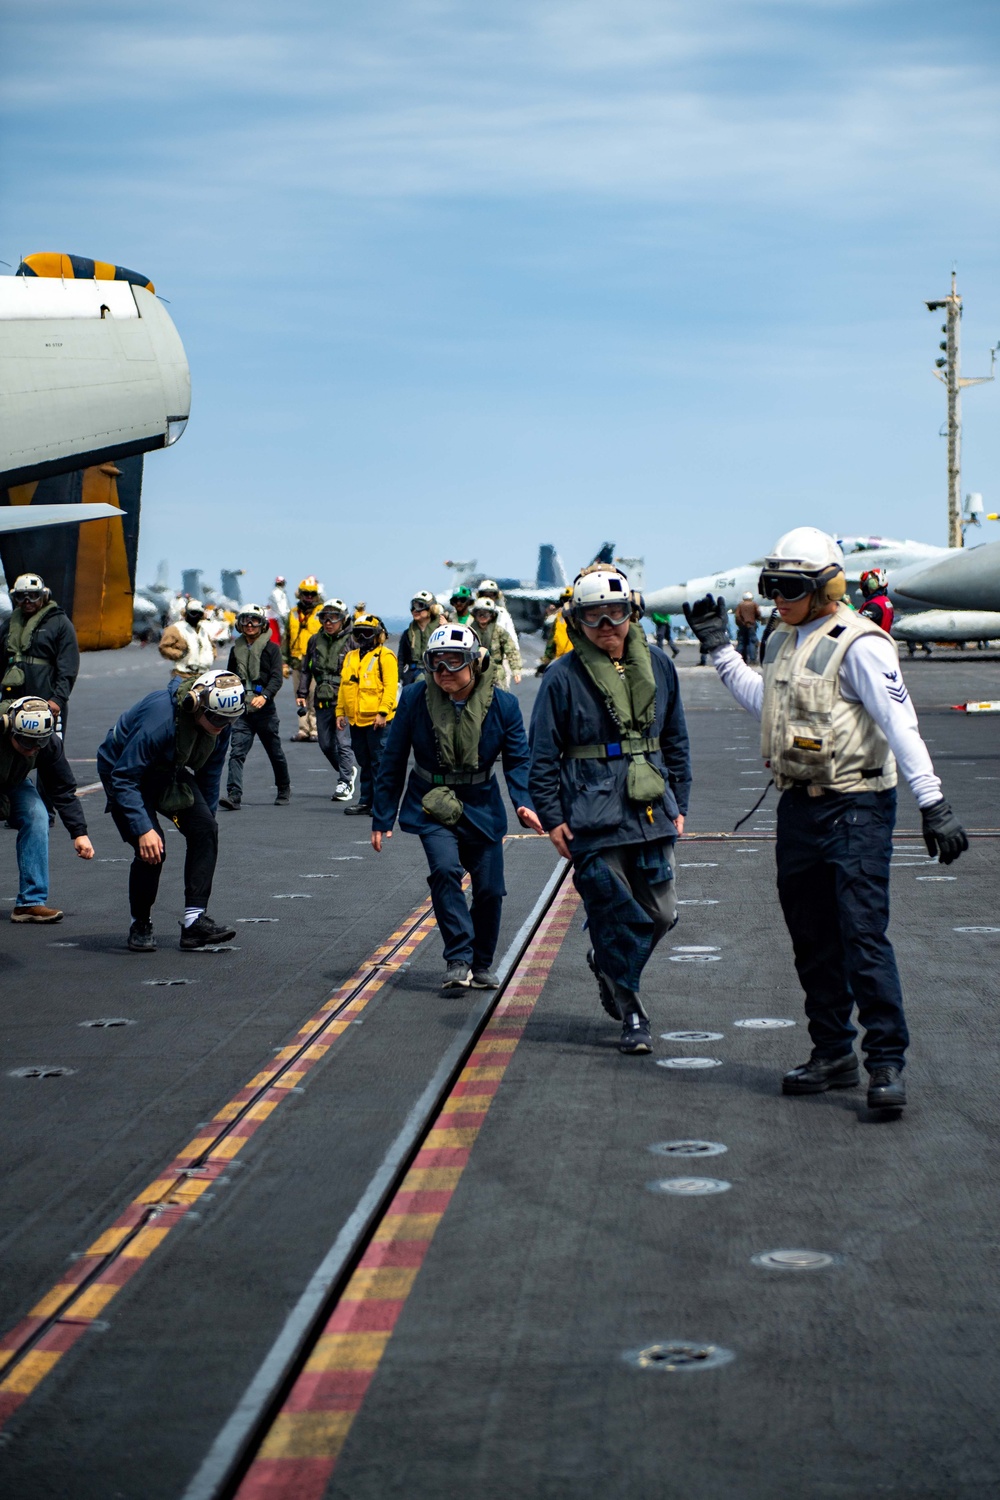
[476,580,520,651]
[372,623,542,992]
[98,669,246,952]
[684,526,968,1111]
[529,566,691,1054]
[158,598,216,678]
[0,696,95,923]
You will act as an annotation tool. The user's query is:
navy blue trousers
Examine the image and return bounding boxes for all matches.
[420,823,506,971]
[350,724,385,806]
[776,787,909,1072]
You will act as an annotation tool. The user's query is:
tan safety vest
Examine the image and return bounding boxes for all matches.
[760,604,897,793]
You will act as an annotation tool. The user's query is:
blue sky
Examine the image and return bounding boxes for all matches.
[3,0,1000,612]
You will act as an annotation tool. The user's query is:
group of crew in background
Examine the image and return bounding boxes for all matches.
[0,541,969,1110]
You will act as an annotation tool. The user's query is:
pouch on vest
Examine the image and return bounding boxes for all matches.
[1,665,25,691]
[156,778,195,816]
[626,756,666,804]
[421,785,464,827]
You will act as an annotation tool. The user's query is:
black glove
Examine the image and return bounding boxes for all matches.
[921,798,969,865]
[682,594,730,653]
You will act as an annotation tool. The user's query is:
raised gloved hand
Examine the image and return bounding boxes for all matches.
[682,594,730,653]
[921,798,969,865]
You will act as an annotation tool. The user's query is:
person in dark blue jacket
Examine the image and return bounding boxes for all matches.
[529,567,691,1054]
[372,623,543,992]
[98,670,246,953]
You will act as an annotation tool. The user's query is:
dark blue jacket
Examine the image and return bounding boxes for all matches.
[97,679,230,838]
[528,644,691,853]
[373,681,534,842]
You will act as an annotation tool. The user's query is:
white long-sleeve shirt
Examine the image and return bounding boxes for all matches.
[711,619,941,808]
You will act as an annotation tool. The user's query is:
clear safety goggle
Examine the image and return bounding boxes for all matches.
[12,591,44,604]
[204,708,240,728]
[574,600,631,627]
[424,651,475,674]
[410,600,431,612]
[12,732,48,751]
[758,571,821,602]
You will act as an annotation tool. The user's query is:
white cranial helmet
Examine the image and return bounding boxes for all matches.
[478,579,499,596]
[189,669,245,720]
[236,603,267,630]
[763,528,844,575]
[318,597,349,621]
[471,596,498,616]
[12,573,46,597]
[6,696,55,743]
[571,568,630,610]
[423,622,487,672]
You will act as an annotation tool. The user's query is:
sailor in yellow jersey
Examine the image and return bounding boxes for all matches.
[283,577,322,741]
[336,615,398,816]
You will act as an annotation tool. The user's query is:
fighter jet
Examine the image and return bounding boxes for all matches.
[645,534,1000,649]
[644,536,949,616]
[893,538,1000,613]
[442,544,617,634]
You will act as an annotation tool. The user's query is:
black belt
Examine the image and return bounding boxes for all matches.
[413,763,494,788]
[789,768,885,798]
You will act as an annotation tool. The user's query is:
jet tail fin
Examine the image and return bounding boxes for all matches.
[535,544,568,589]
[0,457,142,650]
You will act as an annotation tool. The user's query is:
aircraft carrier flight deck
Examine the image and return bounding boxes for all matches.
[1,639,999,1500]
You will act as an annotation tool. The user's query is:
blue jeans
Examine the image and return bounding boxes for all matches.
[8,779,49,906]
[776,787,909,1071]
[419,823,506,970]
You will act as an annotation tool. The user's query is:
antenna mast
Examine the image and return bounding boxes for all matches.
[925,271,997,548]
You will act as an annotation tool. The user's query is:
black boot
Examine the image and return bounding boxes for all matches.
[867,1065,906,1110]
[274,786,291,805]
[344,803,372,817]
[586,947,620,1019]
[219,795,241,811]
[179,914,237,950]
[782,1051,860,1095]
[128,920,156,952]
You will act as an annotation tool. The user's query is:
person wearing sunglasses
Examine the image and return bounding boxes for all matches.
[529,567,691,1055]
[0,696,94,924]
[371,623,542,992]
[98,669,246,952]
[684,526,968,1112]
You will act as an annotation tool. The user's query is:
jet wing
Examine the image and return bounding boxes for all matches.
[0,502,120,533]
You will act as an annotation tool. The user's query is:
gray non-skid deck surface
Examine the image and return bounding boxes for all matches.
[1,641,999,1497]
[0,646,557,1498]
[328,648,1000,1500]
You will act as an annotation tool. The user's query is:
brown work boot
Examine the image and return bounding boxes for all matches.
[11,905,64,923]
